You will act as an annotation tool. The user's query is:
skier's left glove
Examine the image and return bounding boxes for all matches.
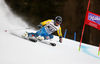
[59,36,62,43]
[38,24,42,29]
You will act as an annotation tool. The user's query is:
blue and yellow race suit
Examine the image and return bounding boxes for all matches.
[28,19,62,40]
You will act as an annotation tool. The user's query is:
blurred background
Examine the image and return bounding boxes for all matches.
[5,0,100,46]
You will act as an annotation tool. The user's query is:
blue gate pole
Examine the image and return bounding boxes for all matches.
[64,29,67,38]
[74,32,76,41]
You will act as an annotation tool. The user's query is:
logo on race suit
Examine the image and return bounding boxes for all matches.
[88,13,100,25]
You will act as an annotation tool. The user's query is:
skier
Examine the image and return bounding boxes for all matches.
[23,16,63,43]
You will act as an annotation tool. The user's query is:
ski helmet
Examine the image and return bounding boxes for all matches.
[55,16,62,25]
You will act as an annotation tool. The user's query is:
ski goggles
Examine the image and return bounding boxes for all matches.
[56,21,61,24]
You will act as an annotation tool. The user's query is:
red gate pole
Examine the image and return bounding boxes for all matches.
[79,0,90,51]
[98,42,100,55]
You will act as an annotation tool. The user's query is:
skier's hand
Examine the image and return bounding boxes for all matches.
[59,36,62,43]
[38,24,42,29]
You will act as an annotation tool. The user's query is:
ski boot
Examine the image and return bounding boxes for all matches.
[36,36,44,41]
[22,32,28,39]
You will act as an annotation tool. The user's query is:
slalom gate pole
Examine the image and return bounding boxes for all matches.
[74,32,76,41]
[64,29,67,38]
[98,42,100,55]
[79,23,86,51]
[79,0,90,51]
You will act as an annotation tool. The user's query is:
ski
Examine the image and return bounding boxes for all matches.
[29,38,37,42]
[29,38,56,46]
[28,38,56,46]
[40,40,56,46]
[11,32,37,43]
[50,43,56,46]
[11,32,56,46]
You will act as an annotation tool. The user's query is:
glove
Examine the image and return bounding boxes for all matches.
[59,36,62,43]
[38,24,42,29]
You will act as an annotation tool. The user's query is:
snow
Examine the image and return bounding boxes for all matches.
[0,0,100,64]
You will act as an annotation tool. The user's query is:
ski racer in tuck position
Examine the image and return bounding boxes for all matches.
[23,16,63,43]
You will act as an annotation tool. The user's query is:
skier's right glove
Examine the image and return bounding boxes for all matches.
[59,36,62,43]
[38,24,42,29]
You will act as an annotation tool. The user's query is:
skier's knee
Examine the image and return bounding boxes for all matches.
[28,33,37,37]
[35,32,39,37]
[28,33,33,37]
[49,34,53,39]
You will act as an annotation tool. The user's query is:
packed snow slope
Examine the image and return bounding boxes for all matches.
[0,0,100,64]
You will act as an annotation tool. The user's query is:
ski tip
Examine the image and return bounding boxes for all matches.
[50,43,56,46]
